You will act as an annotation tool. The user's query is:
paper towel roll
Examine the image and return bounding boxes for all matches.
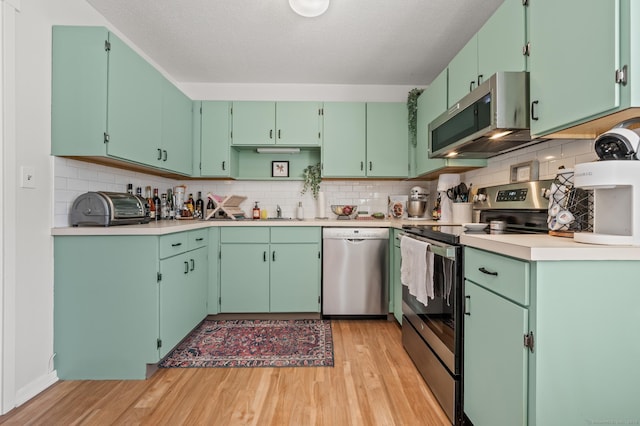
[316,191,327,218]
[437,174,461,192]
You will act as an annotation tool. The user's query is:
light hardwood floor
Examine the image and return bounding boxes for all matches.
[0,320,449,425]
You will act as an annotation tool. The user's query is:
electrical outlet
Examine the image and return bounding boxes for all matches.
[20,166,36,189]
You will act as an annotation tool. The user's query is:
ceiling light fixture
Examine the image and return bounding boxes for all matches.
[256,147,301,154]
[289,0,330,17]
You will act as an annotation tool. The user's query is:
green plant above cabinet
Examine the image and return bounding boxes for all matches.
[51,26,193,178]
[528,0,640,139]
[448,0,527,107]
[231,101,322,146]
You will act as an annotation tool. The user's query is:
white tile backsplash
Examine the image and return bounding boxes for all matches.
[54,138,599,227]
[53,158,419,226]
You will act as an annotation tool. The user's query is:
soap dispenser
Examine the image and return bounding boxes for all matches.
[296,202,304,220]
[253,202,260,220]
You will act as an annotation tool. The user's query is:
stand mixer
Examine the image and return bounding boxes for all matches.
[407,186,428,219]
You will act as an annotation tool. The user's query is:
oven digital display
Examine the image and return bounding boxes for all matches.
[496,188,528,202]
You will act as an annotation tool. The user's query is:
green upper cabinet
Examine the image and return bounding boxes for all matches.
[200,101,232,177]
[276,102,323,146]
[160,78,193,175]
[448,0,527,107]
[448,37,479,107]
[52,26,108,158]
[323,102,408,178]
[322,102,367,177]
[528,0,634,137]
[414,69,486,178]
[231,101,322,146]
[107,33,163,168]
[51,26,193,176]
[366,103,409,178]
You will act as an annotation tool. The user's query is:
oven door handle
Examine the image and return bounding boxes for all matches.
[398,233,458,260]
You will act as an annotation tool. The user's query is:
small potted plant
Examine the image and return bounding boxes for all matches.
[301,163,322,199]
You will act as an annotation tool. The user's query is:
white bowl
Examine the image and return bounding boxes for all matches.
[463,223,488,231]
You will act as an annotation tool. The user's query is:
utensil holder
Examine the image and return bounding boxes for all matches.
[548,169,594,236]
[452,202,472,224]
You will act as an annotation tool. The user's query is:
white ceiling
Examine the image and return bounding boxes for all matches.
[86,0,505,87]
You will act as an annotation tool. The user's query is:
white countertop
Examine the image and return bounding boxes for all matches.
[460,233,640,261]
[52,219,640,262]
[51,217,439,236]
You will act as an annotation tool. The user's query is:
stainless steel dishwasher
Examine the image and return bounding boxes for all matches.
[322,228,389,316]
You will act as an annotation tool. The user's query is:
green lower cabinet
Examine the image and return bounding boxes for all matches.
[464,247,640,425]
[464,281,528,426]
[208,227,220,314]
[270,243,320,312]
[219,227,321,313]
[159,246,207,358]
[54,236,160,380]
[220,243,271,312]
[54,232,209,380]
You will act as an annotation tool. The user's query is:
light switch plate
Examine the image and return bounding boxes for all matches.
[20,166,36,189]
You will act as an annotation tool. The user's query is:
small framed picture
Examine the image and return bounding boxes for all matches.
[272,161,289,178]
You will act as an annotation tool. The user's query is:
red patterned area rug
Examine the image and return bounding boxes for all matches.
[159,319,334,368]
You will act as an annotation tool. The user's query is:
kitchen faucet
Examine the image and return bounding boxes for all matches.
[276,205,282,218]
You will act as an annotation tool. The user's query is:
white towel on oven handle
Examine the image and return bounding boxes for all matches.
[400,236,435,306]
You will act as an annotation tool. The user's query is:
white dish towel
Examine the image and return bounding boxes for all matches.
[400,236,434,306]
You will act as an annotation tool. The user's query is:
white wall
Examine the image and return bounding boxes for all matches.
[8,0,114,410]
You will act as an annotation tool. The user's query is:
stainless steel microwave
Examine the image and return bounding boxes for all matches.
[429,71,534,159]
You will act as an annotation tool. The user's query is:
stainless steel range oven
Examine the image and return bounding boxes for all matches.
[400,179,554,426]
[399,226,465,425]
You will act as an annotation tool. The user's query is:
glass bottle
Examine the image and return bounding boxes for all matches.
[195,192,204,219]
[205,195,214,219]
[161,193,169,219]
[145,186,155,219]
[153,188,161,220]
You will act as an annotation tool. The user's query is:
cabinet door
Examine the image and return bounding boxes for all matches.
[276,102,322,146]
[322,102,366,177]
[185,247,208,328]
[161,79,193,175]
[477,0,527,82]
[464,281,529,426]
[201,101,231,176]
[416,69,447,176]
[207,228,220,314]
[529,0,619,136]
[107,32,162,166]
[448,36,478,107]
[159,252,192,358]
[270,243,320,312]
[366,103,409,177]
[51,26,108,157]
[231,101,275,145]
[220,243,270,312]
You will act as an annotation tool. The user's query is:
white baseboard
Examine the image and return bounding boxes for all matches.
[14,371,58,407]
